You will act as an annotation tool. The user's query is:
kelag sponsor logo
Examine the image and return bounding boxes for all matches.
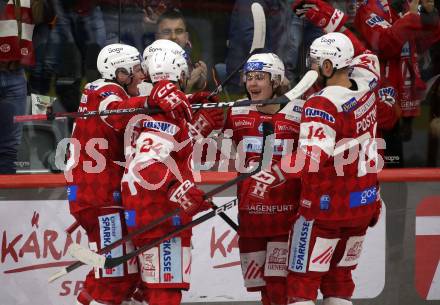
[349,186,377,208]
[289,217,313,273]
[304,107,335,123]
[143,121,178,135]
[0,210,87,300]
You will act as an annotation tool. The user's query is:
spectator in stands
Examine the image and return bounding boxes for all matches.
[0,0,47,174]
[27,1,56,96]
[45,0,106,127]
[225,0,320,93]
[156,8,208,91]
[101,1,152,52]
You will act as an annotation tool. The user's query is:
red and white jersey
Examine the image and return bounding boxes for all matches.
[67,79,145,213]
[224,100,303,237]
[296,51,381,221]
[354,0,440,117]
[121,113,195,238]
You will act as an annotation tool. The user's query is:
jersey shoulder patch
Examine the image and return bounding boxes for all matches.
[85,79,109,91]
[280,99,305,123]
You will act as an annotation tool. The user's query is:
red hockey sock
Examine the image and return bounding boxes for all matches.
[145,288,182,305]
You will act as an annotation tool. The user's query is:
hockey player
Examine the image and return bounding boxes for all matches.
[291,0,399,147]
[120,47,211,305]
[126,38,224,305]
[276,30,382,305]
[222,53,302,305]
[66,43,145,305]
[66,43,193,305]
[354,0,440,142]
[141,39,223,137]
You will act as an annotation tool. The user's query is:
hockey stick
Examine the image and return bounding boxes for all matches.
[48,122,275,282]
[17,71,317,123]
[67,122,275,270]
[69,197,239,270]
[118,0,121,43]
[14,107,156,123]
[207,2,266,98]
[65,221,80,235]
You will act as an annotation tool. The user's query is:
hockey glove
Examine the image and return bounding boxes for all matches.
[188,91,224,137]
[168,180,211,217]
[292,0,347,33]
[146,80,193,122]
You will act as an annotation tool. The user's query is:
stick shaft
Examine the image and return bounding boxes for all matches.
[105,198,239,269]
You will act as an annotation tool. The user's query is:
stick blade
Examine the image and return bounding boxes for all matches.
[68,243,106,269]
[250,2,266,52]
[48,268,68,283]
[284,70,318,101]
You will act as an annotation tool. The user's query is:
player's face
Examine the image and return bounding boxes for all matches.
[156,18,188,48]
[126,64,147,96]
[307,56,327,85]
[245,71,273,100]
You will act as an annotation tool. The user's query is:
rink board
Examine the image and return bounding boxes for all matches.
[0,179,438,305]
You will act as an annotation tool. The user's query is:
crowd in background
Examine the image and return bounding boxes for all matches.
[1,0,439,174]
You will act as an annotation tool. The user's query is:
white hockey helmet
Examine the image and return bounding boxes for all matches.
[309,32,354,70]
[147,49,189,83]
[142,39,188,73]
[243,52,285,85]
[97,43,140,80]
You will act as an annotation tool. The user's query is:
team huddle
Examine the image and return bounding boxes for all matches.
[64,1,405,305]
